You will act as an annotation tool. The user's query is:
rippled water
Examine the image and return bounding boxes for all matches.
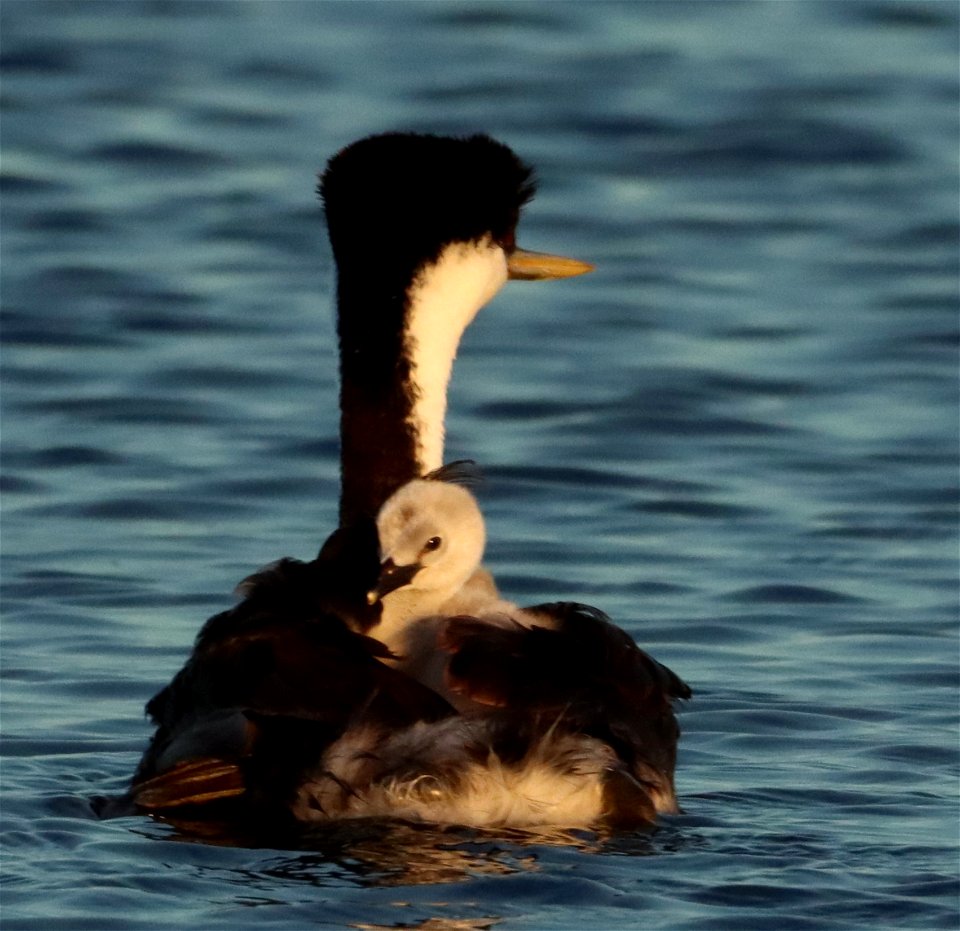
[2,1,958,929]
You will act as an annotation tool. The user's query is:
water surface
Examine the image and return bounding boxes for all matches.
[2,2,958,929]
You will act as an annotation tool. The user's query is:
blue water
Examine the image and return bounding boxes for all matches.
[2,1,957,928]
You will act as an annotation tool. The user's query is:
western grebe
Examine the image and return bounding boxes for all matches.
[125,133,688,830]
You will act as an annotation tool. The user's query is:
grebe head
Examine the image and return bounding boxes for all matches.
[321,133,539,280]
[368,474,486,609]
[321,132,594,314]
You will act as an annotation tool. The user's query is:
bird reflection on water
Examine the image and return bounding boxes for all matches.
[135,813,661,888]
[354,917,502,931]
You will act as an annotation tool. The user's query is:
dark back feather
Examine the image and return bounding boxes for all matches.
[131,520,455,810]
[440,601,691,806]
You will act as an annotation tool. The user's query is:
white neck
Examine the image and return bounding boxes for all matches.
[404,238,508,474]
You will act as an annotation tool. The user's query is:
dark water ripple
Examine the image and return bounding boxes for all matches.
[2,1,958,930]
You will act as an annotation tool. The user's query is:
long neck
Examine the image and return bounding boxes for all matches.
[337,278,419,526]
[337,240,507,526]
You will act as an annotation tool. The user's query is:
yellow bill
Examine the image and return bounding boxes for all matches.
[507,247,595,281]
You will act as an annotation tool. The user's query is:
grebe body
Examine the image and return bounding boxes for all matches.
[126,133,688,831]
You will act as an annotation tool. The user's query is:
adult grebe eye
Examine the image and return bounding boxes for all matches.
[423,536,442,552]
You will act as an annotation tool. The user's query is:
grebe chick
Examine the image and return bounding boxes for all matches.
[362,462,514,708]
[367,462,502,639]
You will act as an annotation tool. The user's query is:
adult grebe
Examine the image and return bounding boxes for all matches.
[127,133,605,820]
[130,135,689,825]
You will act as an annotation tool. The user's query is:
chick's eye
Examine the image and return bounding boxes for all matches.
[423,536,442,553]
